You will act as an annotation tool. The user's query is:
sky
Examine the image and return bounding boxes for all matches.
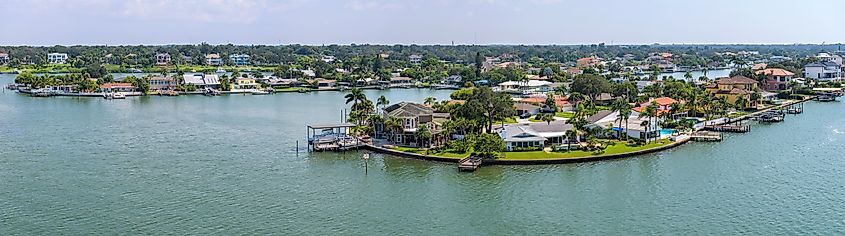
[2,0,843,46]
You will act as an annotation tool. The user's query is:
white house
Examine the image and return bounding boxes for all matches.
[47,53,68,64]
[205,53,223,66]
[409,54,422,64]
[182,73,221,89]
[497,80,553,93]
[0,53,9,65]
[805,61,841,81]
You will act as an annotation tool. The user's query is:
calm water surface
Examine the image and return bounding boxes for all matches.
[1,74,844,235]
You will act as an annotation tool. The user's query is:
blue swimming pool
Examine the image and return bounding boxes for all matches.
[659,129,675,136]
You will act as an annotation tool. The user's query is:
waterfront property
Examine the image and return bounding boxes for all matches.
[377,102,449,148]
[233,77,259,90]
[99,83,137,93]
[755,68,794,91]
[706,76,759,104]
[47,53,68,64]
[149,76,177,92]
[804,61,842,82]
[497,121,573,151]
[183,73,221,89]
[0,53,9,65]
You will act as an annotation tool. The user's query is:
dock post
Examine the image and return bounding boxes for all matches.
[296,140,299,155]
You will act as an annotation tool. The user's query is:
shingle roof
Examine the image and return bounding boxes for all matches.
[716,76,757,85]
[384,102,433,118]
[586,110,613,124]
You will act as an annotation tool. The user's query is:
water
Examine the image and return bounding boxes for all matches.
[2,73,845,235]
[640,68,733,81]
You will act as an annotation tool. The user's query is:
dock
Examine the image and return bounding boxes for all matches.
[703,124,750,133]
[458,156,483,172]
[306,123,365,152]
[689,131,723,142]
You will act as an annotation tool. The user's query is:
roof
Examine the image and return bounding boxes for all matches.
[716,76,757,85]
[500,125,547,142]
[100,83,134,89]
[519,97,546,104]
[149,76,174,82]
[183,74,220,85]
[384,102,434,118]
[755,68,794,76]
[586,110,614,123]
[514,103,540,111]
[806,61,839,67]
[653,97,678,106]
[499,80,552,87]
[205,53,221,59]
[390,77,413,82]
[751,63,767,70]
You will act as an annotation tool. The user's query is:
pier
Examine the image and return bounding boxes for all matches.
[689,131,723,142]
[306,123,365,152]
[458,156,483,172]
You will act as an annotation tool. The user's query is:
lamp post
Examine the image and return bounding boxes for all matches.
[362,152,370,175]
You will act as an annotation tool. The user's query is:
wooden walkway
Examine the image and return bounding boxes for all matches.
[689,131,723,142]
[703,125,751,133]
[458,156,483,172]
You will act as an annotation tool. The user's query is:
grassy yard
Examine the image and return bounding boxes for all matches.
[274,87,310,92]
[501,139,673,160]
[497,117,518,124]
[555,111,575,118]
[727,112,749,118]
[390,146,469,159]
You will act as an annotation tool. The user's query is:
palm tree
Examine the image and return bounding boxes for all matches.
[415,125,432,148]
[618,102,632,140]
[385,116,402,143]
[541,113,554,125]
[565,129,577,151]
[344,88,367,110]
[610,98,627,139]
[568,92,585,112]
[640,120,650,143]
[639,104,658,143]
[376,95,389,113]
[684,71,693,81]
[424,96,436,106]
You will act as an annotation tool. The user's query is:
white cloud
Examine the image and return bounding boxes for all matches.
[345,0,403,11]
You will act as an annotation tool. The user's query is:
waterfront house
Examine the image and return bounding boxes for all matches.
[409,54,422,64]
[47,53,68,64]
[233,77,259,90]
[497,121,574,151]
[706,76,759,104]
[149,76,177,92]
[155,53,171,65]
[804,61,841,82]
[205,53,223,66]
[182,73,221,89]
[585,110,659,140]
[497,80,553,94]
[755,68,794,91]
[229,54,250,66]
[314,79,336,88]
[99,83,136,93]
[0,53,9,65]
[378,102,448,148]
[385,77,414,87]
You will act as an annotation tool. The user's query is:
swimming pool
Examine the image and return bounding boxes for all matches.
[659,129,675,136]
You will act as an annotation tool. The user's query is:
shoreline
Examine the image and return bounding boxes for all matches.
[363,96,817,166]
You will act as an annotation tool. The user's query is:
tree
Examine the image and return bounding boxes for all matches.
[474,52,483,78]
[415,125,432,148]
[570,74,611,102]
[376,95,390,112]
[424,96,436,106]
[457,87,515,134]
[541,113,554,125]
[344,88,367,110]
[470,133,504,158]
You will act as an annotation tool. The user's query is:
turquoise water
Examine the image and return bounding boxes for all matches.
[1,73,845,235]
[660,129,675,136]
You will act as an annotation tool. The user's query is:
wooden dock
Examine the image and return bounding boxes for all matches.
[703,125,750,133]
[690,131,723,142]
[458,156,483,172]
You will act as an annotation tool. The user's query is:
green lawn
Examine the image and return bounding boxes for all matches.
[555,111,575,118]
[727,112,749,118]
[274,87,310,92]
[497,117,518,124]
[501,139,673,160]
[390,146,468,159]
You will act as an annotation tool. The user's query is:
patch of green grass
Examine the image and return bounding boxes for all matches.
[274,87,309,92]
[555,111,575,118]
[501,139,673,160]
[496,117,518,124]
[727,112,748,118]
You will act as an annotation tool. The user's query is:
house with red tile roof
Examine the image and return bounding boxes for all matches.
[755,68,794,91]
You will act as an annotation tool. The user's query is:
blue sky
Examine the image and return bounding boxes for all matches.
[2,0,842,45]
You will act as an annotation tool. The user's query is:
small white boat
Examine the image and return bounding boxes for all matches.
[112,93,126,99]
[216,68,227,73]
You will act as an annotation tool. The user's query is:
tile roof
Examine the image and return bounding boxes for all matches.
[755,68,794,76]
[716,76,757,85]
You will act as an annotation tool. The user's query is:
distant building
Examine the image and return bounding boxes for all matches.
[0,53,9,65]
[155,53,171,65]
[409,54,422,64]
[755,68,795,91]
[229,54,250,66]
[149,77,177,92]
[816,53,843,65]
[47,53,68,64]
[205,53,223,66]
[321,55,336,63]
[576,56,601,68]
[804,61,842,82]
[182,73,221,89]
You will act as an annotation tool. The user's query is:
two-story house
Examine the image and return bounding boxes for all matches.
[755,68,794,91]
[205,53,223,66]
[0,53,9,65]
[149,76,177,92]
[706,76,759,105]
[379,102,448,148]
[805,61,841,82]
[155,53,171,65]
[47,53,68,64]
[229,54,250,66]
[233,77,259,90]
[409,54,422,64]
